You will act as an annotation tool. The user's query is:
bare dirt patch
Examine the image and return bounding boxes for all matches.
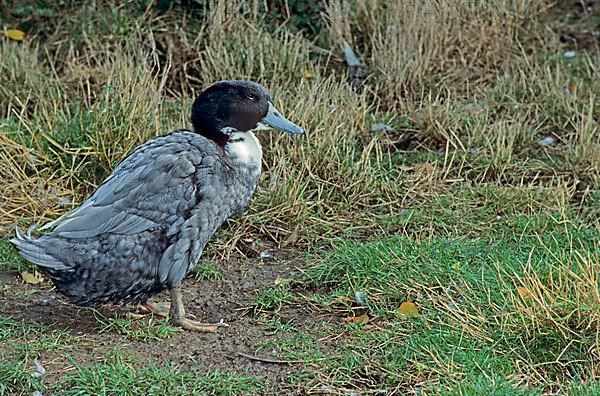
[0,250,311,393]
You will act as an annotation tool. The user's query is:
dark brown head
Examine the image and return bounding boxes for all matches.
[191,80,303,147]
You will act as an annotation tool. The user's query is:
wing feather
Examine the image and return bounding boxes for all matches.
[44,132,213,239]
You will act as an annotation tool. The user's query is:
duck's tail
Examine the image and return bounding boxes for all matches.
[10,225,166,305]
[10,226,71,271]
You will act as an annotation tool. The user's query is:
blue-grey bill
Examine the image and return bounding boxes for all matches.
[262,102,304,134]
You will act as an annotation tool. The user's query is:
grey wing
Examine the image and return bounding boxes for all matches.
[40,133,219,285]
[44,139,201,239]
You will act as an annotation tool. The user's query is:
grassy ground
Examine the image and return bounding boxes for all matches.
[0,0,599,394]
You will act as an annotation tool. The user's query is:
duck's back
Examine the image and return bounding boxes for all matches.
[11,130,260,305]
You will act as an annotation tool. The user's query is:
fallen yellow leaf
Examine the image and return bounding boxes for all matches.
[274,277,289,286]
[341,315,369,324]
[282,227,299,247]
[398,301,419,317]
[4,29,26,41]
[20,270,44,285]
[516,286,530,299]
[302,70,315,79]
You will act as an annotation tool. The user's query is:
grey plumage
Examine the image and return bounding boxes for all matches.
[11,130,259,305]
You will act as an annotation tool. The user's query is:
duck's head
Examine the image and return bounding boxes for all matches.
[191,80,303,147]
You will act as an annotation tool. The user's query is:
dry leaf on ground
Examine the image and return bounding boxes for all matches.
[398,301,419,317]
[517,286,530,299]
[4,29,26,41]
[342,315,369,324]
[20,270,44,284]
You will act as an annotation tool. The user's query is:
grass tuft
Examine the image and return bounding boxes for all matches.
[94,311,179,341]
[54,349,265,395]
[286,219,600,392]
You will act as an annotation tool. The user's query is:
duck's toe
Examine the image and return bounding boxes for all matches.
[129,301,171,318]
[175,318,229,333]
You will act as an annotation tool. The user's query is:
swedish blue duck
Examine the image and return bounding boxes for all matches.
[11,80,303,331]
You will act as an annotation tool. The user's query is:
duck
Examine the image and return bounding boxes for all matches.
[10,80,303,332]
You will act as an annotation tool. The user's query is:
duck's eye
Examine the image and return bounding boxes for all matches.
[247,93,258,102]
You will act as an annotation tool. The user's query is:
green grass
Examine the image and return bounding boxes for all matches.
[253,283,295,313]
[94,311,179,341]
[0,317,264,395]
[0,357,43,395]
[0,317,73,394]
[0,317,73,353]
[0,345,266,396]
[0,239,29,272]
[52,349,265,396]
[566,381,600,396]
[259,316,299,334]
[254,218,600,393]
[192,260,222,281]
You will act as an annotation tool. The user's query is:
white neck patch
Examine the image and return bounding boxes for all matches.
[224,131,263,167]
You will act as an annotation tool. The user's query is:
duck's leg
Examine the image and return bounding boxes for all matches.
[169,285,228,332]
[133,302,170,317]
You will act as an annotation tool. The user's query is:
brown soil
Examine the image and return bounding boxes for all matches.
[0,250,314,395]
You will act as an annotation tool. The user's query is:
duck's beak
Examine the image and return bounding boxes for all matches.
[261,102,304,134]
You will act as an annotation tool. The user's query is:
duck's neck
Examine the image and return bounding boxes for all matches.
[197,128,230,148]
[224,131,263,168]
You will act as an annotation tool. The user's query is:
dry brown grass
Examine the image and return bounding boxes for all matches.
[0,0,598,243]
[513,242,600,340]
[0,38,168,226]
[326,0,553,104]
